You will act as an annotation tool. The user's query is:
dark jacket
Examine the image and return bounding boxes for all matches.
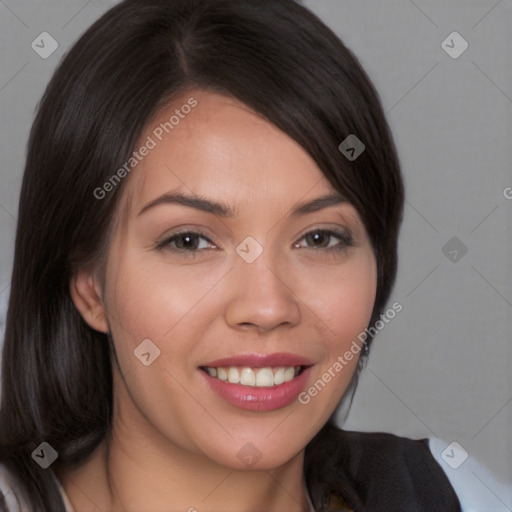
[304,422,461,511]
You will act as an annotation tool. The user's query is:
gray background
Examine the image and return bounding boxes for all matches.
[0,0,511,507]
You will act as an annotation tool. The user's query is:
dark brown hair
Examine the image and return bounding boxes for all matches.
[0,1,403,510]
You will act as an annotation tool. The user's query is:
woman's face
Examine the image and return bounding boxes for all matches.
[97,90,377,470]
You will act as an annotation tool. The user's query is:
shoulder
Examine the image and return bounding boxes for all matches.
[305,424,462,511]
[428,437,512,512]
[307,424,511,512]
[0,463,27,512]
[0,463,74,512]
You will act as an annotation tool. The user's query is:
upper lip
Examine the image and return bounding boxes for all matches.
[201,352,314,368]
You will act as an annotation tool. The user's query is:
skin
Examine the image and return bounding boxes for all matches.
[63,90,377,512]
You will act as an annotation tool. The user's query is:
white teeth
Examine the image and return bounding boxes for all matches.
[283,366,295,381]
[255,368,274,387]
[274,367,285,385]
[227,367,240,384]
[204,365,301,387]
[240,367,255,386]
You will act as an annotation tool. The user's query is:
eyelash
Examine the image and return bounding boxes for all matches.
[155,228,354,258]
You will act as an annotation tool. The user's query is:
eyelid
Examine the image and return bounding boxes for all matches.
[294,225,354,246]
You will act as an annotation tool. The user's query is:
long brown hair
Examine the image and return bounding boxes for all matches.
[0,1,404,510]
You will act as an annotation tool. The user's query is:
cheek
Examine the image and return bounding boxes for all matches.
[106,251,215,333]
[103,249,230,376]
[297,250,377,352]
[102,251,218,442]
[294,252,376,421]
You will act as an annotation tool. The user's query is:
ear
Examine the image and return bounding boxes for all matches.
[70,267,109,333]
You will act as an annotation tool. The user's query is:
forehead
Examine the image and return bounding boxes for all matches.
[121,90,339,219]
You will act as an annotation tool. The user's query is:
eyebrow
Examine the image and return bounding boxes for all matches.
[137,191,346,217]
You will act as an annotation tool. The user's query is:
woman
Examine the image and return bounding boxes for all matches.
[0,0,480,510]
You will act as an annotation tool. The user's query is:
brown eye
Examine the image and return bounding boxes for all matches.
[156,231,216,252]
[294,229,353,251]
[304,231,331,248]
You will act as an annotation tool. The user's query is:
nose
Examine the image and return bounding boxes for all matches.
[224,247,301,333]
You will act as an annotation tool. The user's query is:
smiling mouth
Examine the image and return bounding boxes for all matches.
[200,365,307,387]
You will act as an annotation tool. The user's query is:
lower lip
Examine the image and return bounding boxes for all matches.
[201,367,312,412]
